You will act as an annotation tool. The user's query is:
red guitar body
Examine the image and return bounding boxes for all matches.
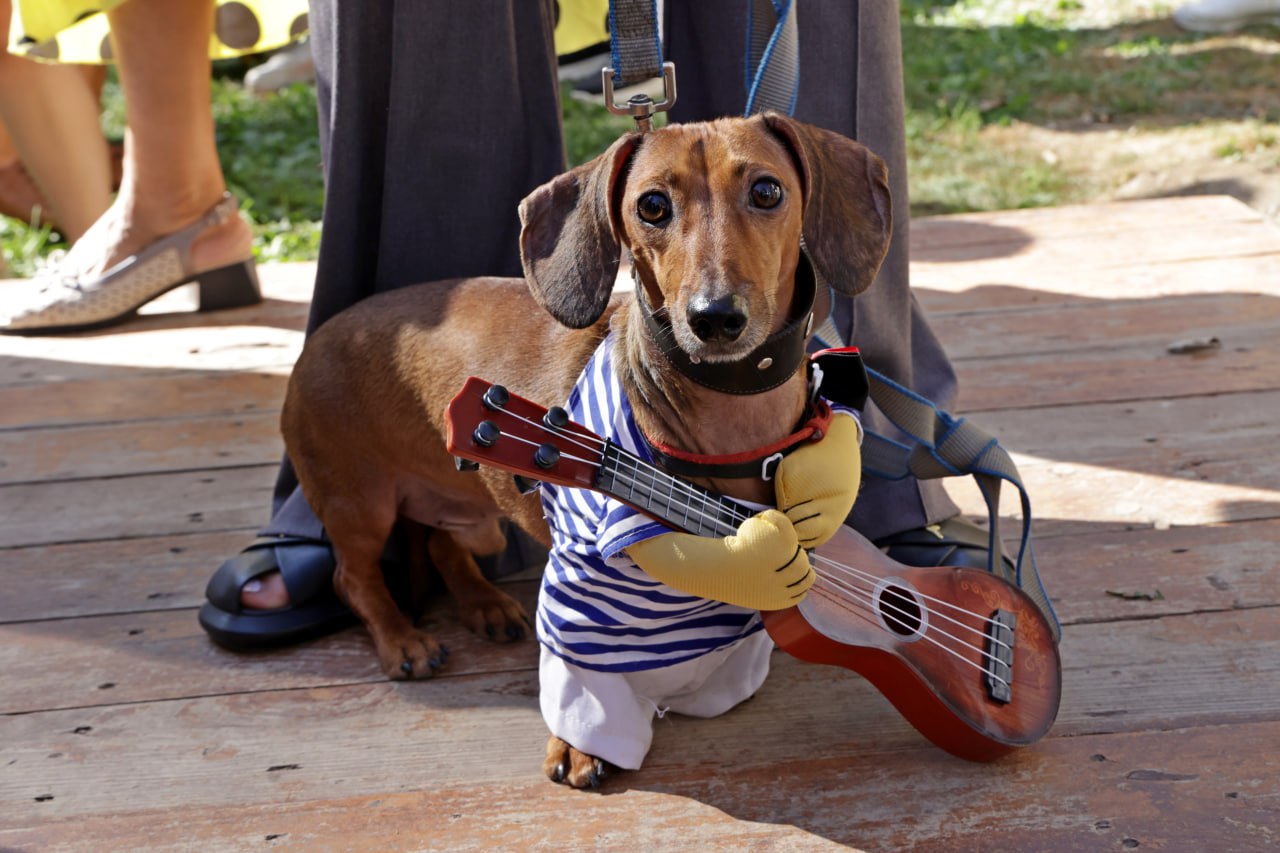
[761,525,1060,761]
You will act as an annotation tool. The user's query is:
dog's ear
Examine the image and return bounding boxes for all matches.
[518,132,641,328]
[760,112,892,296]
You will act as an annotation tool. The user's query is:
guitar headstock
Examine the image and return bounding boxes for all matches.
[445,377,605,491]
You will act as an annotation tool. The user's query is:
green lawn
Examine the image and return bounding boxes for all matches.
[3,1,1277,275]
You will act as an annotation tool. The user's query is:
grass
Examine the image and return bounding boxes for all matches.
[3,2,1278,275]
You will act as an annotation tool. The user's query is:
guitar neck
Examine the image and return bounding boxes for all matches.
[595,441,745,539]
[445,377,751,539]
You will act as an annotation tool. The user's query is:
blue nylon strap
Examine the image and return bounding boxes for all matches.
[609,0,664,86]
[745,0,800,116]
[606,0,795,109]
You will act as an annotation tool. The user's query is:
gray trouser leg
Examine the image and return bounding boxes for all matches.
[665,0,959,538]
[267,0,957,543]
[264,0,565,538]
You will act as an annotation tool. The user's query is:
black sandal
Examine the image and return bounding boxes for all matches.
[199,537,354,650]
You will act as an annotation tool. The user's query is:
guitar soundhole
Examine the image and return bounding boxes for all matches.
[873,579,926,640]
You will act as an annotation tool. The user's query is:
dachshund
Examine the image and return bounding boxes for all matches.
[280,112,891,786]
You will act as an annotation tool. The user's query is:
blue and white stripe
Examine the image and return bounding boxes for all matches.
[536,334,764,673]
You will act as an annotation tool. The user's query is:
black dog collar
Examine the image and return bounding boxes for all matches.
[636,251,817,396]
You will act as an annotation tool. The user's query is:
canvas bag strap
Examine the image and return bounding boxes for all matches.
[857,369,1061,639]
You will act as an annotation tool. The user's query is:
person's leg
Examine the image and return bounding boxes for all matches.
[665,0,960,541]
[77,0,253,280]
[0,0,111,241]
[216,0,566,622]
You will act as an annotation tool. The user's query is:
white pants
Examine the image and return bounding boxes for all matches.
[539,630,775,770]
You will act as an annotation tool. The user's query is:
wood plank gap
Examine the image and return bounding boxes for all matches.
[0,665,539,719]
[0,524,259,552]
[1067,601,1279,628]
[0,408,284,435]
[959,385,1280,416]
[0,461,278,490]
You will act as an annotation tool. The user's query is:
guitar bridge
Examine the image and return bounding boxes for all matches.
[984,609,1016,704]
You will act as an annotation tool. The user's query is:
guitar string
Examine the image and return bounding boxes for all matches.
[806,562,1012,683]
[810,553,1008,649]
[485,404,1014,668]
[597,445,1014,652]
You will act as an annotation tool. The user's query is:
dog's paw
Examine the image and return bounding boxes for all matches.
[376,628,451,680]
[543,736,612,789]
[455,586,533,644]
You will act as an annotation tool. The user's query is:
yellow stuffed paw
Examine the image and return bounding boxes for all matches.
[627,508,814,610]
[774,412,862,548]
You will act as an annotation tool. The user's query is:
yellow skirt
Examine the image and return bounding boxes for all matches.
[9,0,310,63]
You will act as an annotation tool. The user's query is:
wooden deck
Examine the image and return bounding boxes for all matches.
[2,195,1278,851]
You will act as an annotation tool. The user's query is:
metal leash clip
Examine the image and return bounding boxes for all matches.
[602,61,677,132]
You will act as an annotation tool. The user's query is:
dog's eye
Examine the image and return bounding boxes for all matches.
[750,179,783,209]
[637,192,672,225]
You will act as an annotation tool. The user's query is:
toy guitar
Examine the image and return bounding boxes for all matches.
[445,377,1061,762]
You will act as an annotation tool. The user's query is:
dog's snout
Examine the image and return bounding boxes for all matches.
[687,294,748,343]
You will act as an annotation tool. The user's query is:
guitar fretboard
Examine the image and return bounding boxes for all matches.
[594,441,745,538]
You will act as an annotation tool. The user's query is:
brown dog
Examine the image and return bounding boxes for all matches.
[280,112,890,785]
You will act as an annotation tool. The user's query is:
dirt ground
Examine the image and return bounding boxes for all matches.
[991,118,1280,221]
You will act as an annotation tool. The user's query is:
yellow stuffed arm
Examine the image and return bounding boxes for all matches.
[774,411,862,549]
[625,509,814,610]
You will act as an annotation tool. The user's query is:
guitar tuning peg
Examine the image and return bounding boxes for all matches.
[473,420,500,447]
[544,407,569,430]
[534,443,561,470]
[454,456,480,472]
[482,385,510,411]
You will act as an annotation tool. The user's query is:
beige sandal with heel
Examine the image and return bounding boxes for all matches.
[1,192,260,334]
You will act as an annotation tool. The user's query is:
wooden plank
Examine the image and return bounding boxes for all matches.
[930,290,1280,360]
[911,214,1280,271]
[1034,519,1280,623]
[951,329,1280,411]
[939,391,1280,536]
[0,411,282,484]
[10,719,1273,853]
[978,389,1279,465]
[5,504,1276,632]
[0,322,304,389]
[0,581,540,715]
[7,512,1280,712]
[1,606,1276,798]
[944,468,1278,539]
[916,252,1280,315]
[2,607,1277,845]
[0,465,277,548]
[0,531,255,621]
[0,370,289,430]
[910,195,1263,254]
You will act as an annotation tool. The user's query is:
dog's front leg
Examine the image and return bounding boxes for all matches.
[329,519,449,680]
[428,523,532,643]
[544,736,612,789]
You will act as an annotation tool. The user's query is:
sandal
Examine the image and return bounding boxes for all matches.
[0,192,260,334]
[875,515,1014,574]
[199,537,354,650]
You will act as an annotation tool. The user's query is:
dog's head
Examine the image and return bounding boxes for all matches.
[519,113,891,364]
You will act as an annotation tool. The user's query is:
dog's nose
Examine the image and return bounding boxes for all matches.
[687,294,748,342]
